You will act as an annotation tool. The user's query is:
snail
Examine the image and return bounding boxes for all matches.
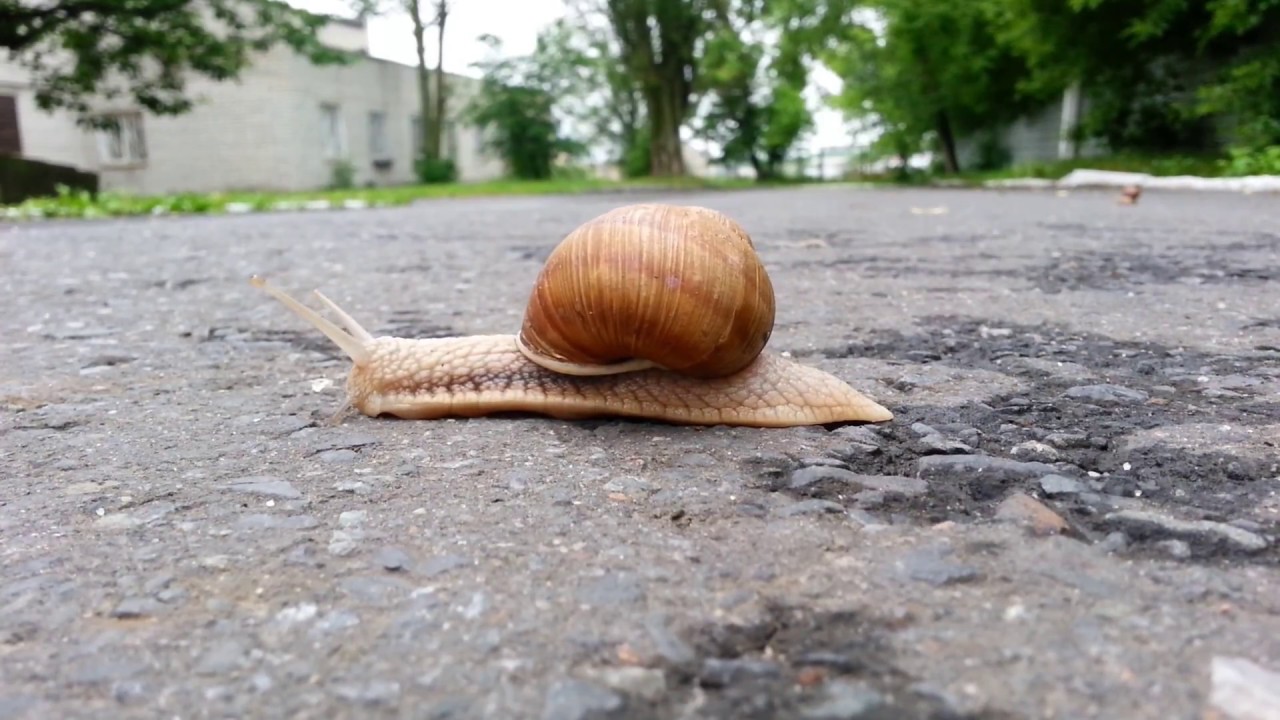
[249,203,893,428]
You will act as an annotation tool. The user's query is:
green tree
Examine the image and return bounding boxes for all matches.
[524,8,648,176]
[604,0,719,177]
[464,36,584,179]
[991,0,1279,155]
[822,0,1051,173]
[0,0,350,127]
[695,0,815,180]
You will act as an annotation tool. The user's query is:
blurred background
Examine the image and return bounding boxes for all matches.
[1,0,1276,213]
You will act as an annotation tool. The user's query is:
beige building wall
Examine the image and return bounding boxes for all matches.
[0,15,507,195]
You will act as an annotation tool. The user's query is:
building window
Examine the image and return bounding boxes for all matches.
[0,95,20,156]
[446,121,460,161]
[321,103,346,159]
[95,112,147,166]
[410,115,423,159]
[369,111,389,160]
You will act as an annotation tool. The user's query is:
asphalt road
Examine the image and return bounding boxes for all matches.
[2,185,1278,720]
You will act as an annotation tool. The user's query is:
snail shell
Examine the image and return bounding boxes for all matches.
[516,203,776,378]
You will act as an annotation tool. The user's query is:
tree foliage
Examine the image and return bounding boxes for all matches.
[0,0,350,127]
[464,36,585,180]
[603,0,720,177]
[819,0,1052,173]
[524,7,649,177]
[695,0,814,179]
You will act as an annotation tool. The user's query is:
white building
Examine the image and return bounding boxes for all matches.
[0,15,507,195]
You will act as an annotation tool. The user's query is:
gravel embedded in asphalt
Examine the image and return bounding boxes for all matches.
[2,185,1278,719]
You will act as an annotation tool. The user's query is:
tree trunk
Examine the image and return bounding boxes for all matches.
[408,0,432,162]
[935,109,960,174]
[428,0,448,160]
[605,0,698,178]
[646,86,684,177]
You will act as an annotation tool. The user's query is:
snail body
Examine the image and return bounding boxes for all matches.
[250,203,892,428]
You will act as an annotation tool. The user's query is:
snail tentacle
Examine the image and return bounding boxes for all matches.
[249,275,371,366]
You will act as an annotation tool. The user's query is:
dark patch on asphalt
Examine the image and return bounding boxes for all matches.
[779,317,1278,565]
[604,602,1015,720]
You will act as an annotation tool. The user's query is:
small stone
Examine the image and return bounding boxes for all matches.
[1156,539,1192,559]
[318,449,358,463]
[577,572,646,606]
[1098,532,1129,554]
[577,666,667,701]
[541,679,624,720]
[329,530,362,557]
[1063,384,1149,404]
[226,476,301,499]
[801,679,886,719]
[111,597,158,619]
[994,492,1069,536]
[1044,432,1089,449]
[1104,510,1269,554]
[200,555,233,570]
[699,658,783,687]
[833,426,883,446]
[603,476,651,494]
[422,554,470,578]
[645,614,697,668]
[373,546,411,571]
[195,639,248,675]
[1040,474,1085,496]
[897,546,983,586]
[338,510,367,527]
[331,679,401,706]
[1009,440,1059,462]
[779,499,846,516]
[917,455,1057,482]
[1209,656,1280,720]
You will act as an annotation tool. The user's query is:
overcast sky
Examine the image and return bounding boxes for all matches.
[289,0,859,153]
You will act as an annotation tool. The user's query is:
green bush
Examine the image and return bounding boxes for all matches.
[328,160,356,189]
[416,156,458,184]
[1222,145,1280,176]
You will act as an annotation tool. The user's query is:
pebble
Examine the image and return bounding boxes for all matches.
[1209,656,1280,720]
[195,639,249,675]
[577,572,646,606]
[422,554,471,578]
[897,546,983,587]
[328,530,362,557]
[541,679,624,720]
[645,614,698,668]
[1040,474,1086,496]
[318,449,358,463]
[916,454,1058,482]
[801,679,886,719]
[1104,509,1269,554]
[576,666,667,701]
[1063,384,1150,404]
[373,546,411,572]
[699,658,782,686]
[1009,440,1059,462]
[994,492,1069,536]
[330,679,401,706]
[779,499,846,516]
[788,467,927,497]
[111,597,159,619]
[227,476,302,499]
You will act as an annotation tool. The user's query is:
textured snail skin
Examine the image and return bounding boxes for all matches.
[249,276,893,428]
[351,334,893,427]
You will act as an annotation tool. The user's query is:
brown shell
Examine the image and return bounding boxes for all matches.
[517,203,776,378]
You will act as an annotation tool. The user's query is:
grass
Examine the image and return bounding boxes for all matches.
[847,152,1240,187]
[0,175,768,221]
